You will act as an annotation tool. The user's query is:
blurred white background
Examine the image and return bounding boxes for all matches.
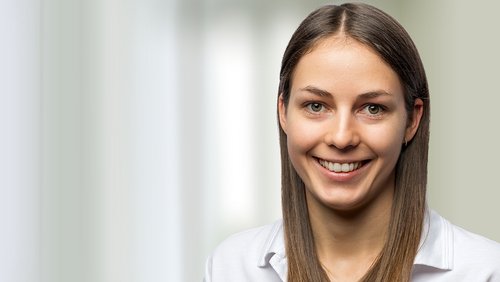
[1,0,499,281]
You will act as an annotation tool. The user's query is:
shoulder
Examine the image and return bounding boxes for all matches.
[438,211,500,279]
[414,210,500,281]
[211,220,282,259]
[204,220,285,282]
[449,218,500,267]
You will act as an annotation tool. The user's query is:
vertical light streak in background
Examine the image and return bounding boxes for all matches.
[94,0,134,281]
[0,1,40,281]
[203,11,257,236]
[130,0,181,281]
[42,0,89,281]
[176,0,209,279]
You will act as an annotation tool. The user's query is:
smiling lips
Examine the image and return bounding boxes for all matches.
[318,158,364,173]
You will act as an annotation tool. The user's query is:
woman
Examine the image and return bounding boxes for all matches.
[204,3,500,281]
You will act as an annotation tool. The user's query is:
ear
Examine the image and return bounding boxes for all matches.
[404,98,424,143]
[278,94,288,134]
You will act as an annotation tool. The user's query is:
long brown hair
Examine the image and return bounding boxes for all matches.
[278,3,430,281]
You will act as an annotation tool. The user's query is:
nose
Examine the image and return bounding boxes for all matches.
[323,110,360,150]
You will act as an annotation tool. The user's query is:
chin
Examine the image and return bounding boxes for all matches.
[325,200,367,213]
[312,192,369,213]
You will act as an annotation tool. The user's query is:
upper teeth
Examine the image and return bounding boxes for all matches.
[319,159,361,173]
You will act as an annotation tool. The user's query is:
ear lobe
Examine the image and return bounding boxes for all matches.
[278,94,288,134]
[405,98,424,143]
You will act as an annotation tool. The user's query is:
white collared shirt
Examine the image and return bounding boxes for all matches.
[204,210,500,281]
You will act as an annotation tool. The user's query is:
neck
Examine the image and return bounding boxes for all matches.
[306,183,394,281]
[311,200,391,257]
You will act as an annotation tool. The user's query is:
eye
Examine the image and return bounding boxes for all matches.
[306,102,324,113]
[363,104,384,116]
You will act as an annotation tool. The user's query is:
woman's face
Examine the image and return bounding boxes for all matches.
[279,36,422,213]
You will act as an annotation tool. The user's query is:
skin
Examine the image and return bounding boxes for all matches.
[278,35,423,281]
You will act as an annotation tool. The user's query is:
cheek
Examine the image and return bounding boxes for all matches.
[285,121,320,183]
[286,126,312,157]
[365,121,406,160]
[286,117,321,152]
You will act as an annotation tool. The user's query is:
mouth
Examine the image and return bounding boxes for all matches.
[316,158,368,173]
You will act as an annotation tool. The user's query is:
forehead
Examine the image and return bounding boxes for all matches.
[291,35,403,99]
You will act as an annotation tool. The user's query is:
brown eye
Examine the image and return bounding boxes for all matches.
[307,103,323,112]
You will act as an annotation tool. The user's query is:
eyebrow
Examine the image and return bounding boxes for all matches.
[300,86,333,98]
[358,90,393,99]
[299,85,393,99]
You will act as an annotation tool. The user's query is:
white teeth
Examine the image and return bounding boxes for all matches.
[319,159,362,173]
[329,162,335,171]
[341,163,349,172]
[333,163,341,171]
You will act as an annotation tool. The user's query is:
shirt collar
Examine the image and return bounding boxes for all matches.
[258,209,454,270]
[258,219,286,268]
[414,209,454,270]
